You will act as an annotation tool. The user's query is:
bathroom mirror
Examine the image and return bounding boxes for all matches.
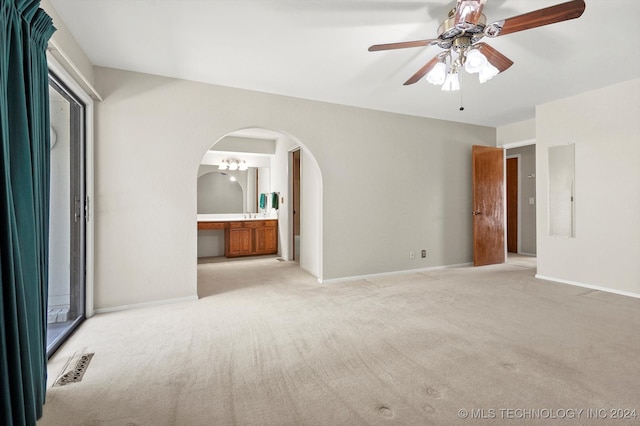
[199,132,276,215]
[548,143,575,237]
[197,166,270,214]
[197,171,245,214]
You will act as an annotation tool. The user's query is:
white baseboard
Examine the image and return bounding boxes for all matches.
[518,252,536,257]
[94,295,199,314]
[535,274,640,299]
[319,262,473,284]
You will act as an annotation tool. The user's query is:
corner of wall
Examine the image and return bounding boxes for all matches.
[41,0,101,100]
[535,78,640,295]
[497,118,536,147]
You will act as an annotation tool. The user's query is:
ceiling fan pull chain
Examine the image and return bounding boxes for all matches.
[460,86,465,111]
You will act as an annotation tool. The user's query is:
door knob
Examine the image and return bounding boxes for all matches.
[472,210,482,216]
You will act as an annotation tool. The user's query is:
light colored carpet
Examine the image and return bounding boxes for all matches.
[505,253,537,269]
[38,257,640,425]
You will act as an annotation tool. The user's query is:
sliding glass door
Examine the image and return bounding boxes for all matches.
[47,73,86,357]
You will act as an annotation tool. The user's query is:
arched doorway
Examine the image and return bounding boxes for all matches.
[196,127,323,281]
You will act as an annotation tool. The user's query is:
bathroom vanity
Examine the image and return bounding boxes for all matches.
[197,215,278,258]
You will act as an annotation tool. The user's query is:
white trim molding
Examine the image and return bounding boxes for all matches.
[319,263,473,284]
[47,53,96,318]
[536,274,640,299]
[47,39,102,101]
[501,139,536,150]
[94,296,199,315]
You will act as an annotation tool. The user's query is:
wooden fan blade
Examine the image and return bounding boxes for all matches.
[404,55,440,86]
[454,0,487,29]
[368,39,438,52]
[475,43,513,73]
[485,0,585,37]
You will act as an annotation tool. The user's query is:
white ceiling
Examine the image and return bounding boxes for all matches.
[49,0,639,127]
[225,128,282,141]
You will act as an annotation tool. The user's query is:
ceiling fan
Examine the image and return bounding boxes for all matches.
[369,0,586,90]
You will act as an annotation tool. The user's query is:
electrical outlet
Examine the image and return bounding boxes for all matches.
[409,250,415,259]
[421,250,427,258]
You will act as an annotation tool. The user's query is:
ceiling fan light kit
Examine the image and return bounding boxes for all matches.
[478,62,499,84]
[464,48,487,73]
[425,59,447,85]
[442,71,460,92]
[369,0,586,93]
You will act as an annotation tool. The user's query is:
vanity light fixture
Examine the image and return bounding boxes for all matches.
[218,159,248,171]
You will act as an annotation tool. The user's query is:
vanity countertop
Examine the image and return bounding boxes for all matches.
[197,214,277,223]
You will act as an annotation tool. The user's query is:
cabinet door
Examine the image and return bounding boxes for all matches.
[227,228,252,257]
[255,225,277,254]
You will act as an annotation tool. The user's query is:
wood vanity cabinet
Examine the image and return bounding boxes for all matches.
[226,226,253,257]
[224,220,277,257]
[255,223,277,254]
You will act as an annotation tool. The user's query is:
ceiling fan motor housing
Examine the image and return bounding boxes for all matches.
[436,11,487,49]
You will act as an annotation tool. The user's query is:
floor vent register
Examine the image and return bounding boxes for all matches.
[54,352,95,387]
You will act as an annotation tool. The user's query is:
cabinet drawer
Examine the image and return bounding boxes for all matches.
[198,221,226,230]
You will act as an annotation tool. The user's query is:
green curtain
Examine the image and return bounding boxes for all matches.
[1,0,55,424]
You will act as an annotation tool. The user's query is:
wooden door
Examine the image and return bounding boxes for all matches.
[292,149,301,260]
[506,157,518,253]
[472,146,505,266]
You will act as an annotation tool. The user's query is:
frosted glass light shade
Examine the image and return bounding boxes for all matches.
[465,49,487,74]
[425,62,447,85]
[479,63,499,83]
[442,72,460,91]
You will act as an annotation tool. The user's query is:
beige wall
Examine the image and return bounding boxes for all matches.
[536,78,640,295]
[497,119,535,146]
[92,67,495,310]
[43,1,639,308]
